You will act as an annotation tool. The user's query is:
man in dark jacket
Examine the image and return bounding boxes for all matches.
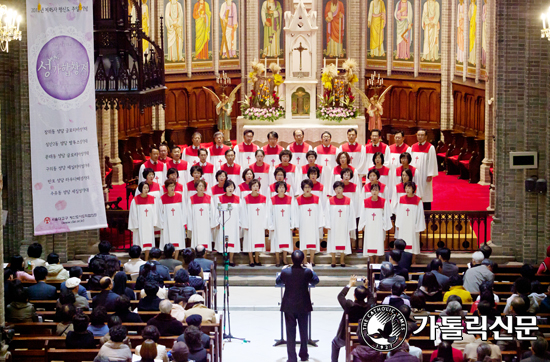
[139,248,171,281]
[114,295,143,323]
[88,240,119,270]
[384,239,413,269]
[331,275,374,362]
[27,266,57,300]
[276,250,319,362]
[147,300,184,336]
[419,259,451,291]
[92,277,119,311]
[138,282,162,311]
[194,245,214,272]
[437,247,459,278]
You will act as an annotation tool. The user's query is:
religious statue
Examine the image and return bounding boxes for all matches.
[394,0,413,60]
[353,85,392,131]
[142,0,150,53]
[368,0,386,58]
[421,0,440,62]
[193,0,212,60]
[324,0,345,57]
[165,0,185,62]
[457,0,465,63]
[220,0,238,58]
[468,0,476,65]
[261,0,283,58]
[203,84,242,141]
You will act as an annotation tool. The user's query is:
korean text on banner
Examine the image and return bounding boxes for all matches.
[27,0,107,235]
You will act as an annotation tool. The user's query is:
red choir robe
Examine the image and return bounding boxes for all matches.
[390,165,418,199]
[159,192,186,250]
[214,194,242,252]
[301,164,324,182]
[390,182,408,214]
[269,195,296,252]
[197,162,215,190]
[183,146,208,166]
[186,180,209,197]
[325,196,356,255]
[242,194,270,252]
[162,183,185,196]
[211,184,226,197]
[410,142,438,202]
[395,195,426,254]
[337,143,365,173]
[315,144,338,171]
[388,143,411,171]
[294,194,325,251]
[135,181,162,200]
[269,182,292,198]
[288,142,312,167]
[361,142,391,173]
[139,159,167,185]
[368,166,391,198]
[158,157,172,164]
[297,181,326,200]
[263,144,284,169]
[249,162,271,197]
[166,159,188,186]
[234,142,258,167]
[221,163,242,186]
[237,182,252,199]
[128,194,161,251]
[276,163,299,196]
[363,182,387,199]
[328,165,360,195]
[359,197,392,256]
[187,194,217,250]
[342,182,362,217]
[209,144,231,172]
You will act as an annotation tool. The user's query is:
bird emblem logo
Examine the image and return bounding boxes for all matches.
[359,305,407,351]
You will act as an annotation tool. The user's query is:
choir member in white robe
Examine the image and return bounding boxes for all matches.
[234,130,259,167]
[158,144,172,164]
[197,148,215,188]
[187,180,218,252]
[183,132,208,166]
[358,184,392,263]
[340,168,363,250]
[410,129,438,209]
[391,168,414,214]
[361,129,391,173]
[298,166,326,200]
[269,181,296,266]
[214,180,242,266]
[242,179,270,266]
[138,147,167,185]
[209,131,231,172]
[136,168,162,199]
[315,131,338,172]
[301,151,325,182]
[162,168,186,196]
[249,150,271,197]
[368,152,392,198]
[129,182,162,260]
[388,131,411,171]
[329,152,360,191]
[363,169,388,199]
[294,179,325,265]
[288,129,312,167]
[263,131,284,168]
[237,168,254,198]
[221,149,242,186]
[325,182,356,267]
[395,181,426,254]
[211,170,228,197]
[391,154,418,197]
[276,150,300,196]
[166,146,188,186]
[159,180,186,256]
[186,165,210,197]
[337,128,365,173]
[270,167,292,197]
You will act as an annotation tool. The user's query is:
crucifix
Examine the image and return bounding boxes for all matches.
[294,42,307,72]
[307,208,312,216]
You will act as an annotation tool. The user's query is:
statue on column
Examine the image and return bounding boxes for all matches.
[203,84,242,141]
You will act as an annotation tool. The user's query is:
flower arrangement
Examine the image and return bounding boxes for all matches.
[240,60,285,122]
[317,58,359,122]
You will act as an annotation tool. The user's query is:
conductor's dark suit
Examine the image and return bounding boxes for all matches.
[276,266,320,362]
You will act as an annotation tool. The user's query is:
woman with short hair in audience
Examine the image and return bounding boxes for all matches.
[180,248,203,278]
[138,282,162,311]
[9,255,35,281]
[430,340,463,362]
[112,271,136,300]
[170,295,188,322]
[56,303,76,336]
[114,295,143,323]
[410,290,430,318]
[97,325,132,362]
[24,242,46,270]
[169,267,197,300]
[136,340,158,362]
[88,306,110,336]
[66,313,96,349]
[88,258,107,291]
[417,271,443,302]
[100,315,132,347]
[45,252,70,281]
[184,325,208,362]
[188,261,205,291]
[55,289,76,320]
[6,284,38,323]
[134,325,169,362]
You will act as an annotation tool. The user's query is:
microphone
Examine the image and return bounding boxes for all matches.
[228,203,233,211]
[218,202,222,211]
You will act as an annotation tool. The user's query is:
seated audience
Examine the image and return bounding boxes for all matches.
[45,252,69,281]
[56,303,76,336]
[503,277,533,315]
[27,265,56,300]
[113,271,135,300]
[417,271,443,302]
[182,248,196,270]
[420,259,450,291]
[9,255,35,281]
[351,335,383,362]
[463,251,494,293]
[168,268,196,300]
[473,295,500,324]
[384,239,413,270]
[97,325,132,362]
[171,296,188,322]
[89,240,119,268]
[378,262,406,291]
[436,247,459,278]
[410,290,430,318]
[473,281,500,305]
[123,245,146,279]
[387,322,421,360]
[388,250,409,281]
[60,266,88,298]
[66,313,96,349]
[539,285,550,313]
[382,281,410,308]
[178,315,210,349]
[138,340,159,362]
[436,302,475,352]
[443,274,472,303]
[430,341,463,362]
[6,285,38,322]
[138,282,162,311]
[24,242,46,270]
[100,316,132,347]
[521,336,550,362]
[88,306,110,337]
[106,258,122,279]
[537,246,550,275]
[194,245,214,272]
[139,248,171,281]
[184,294,216,323]
[440,295,467,318]
[463,329,501,361]
[183,326,207,362]
[171,341,190,362]
[134,326,169,362]
[61,277,90,310]
[159,243,182,272]
[479,243,492,261]
[147,300,184,336]
[114,295,143,323]
[4,269,15,305]
[530,280,546,314]
[92,277,119,311]
[188,261,205,291]
[88,257,107,291]
[386,343,417,362]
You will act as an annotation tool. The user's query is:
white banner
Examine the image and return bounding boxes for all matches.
[27,0,107,235]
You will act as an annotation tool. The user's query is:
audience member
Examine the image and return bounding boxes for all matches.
[140,248,171,281]
[88,257,107,291]
[55,290,75,319]
[92,277,119,311]
[351,335,383,362]
[89,240,119,267]
[463,251,494,293]
[9,255,35,282]
[436,247,459,278]
[27,266,56,300]
[60,266,88,298]
[171,341,190,362]
[97,325,132,362]
[147,300,184,336]
[66,313,96,349]
[463,329,501,361]
[168,268,196,300]
[521,337,550,362]
[539,285,550,313]
[188,261,205,291]
[88,306,110,337]
[331,275,374,362]
[4,269,15,305]
[421,259,450,291]
[378,262,406,291]
[112,271,136,300]
[159,243,182,272]
[6,285,38,322]
[183,326,207,362]
[194,245,214,272]
[62,277,90,310]
[474,281,500,304]
[100,316,132,347]
[184,294,216,323]
[410,290,430,318]
[530,280,546,313]
[417,271,443,301]
[385,239,413,269]
[443,274,472,303]
[438,301,475,352]
[503,277,533,315]
[56,303,76,336]
[105,258,122,279]
[134,326,169,362]
[138,282,162,311]
[179,315,210,349]
[440,295,467,318]
[537,246,550,275]
[479,244,492,261]
[171,296,188,322]
[474,297,499,325]
[45,253,69,281]
[182,248,196,269]
[137,262,165,290]
[385,343,418,362]
[430,340,463,362]
[124,245,146,279]
[481,259,496,275]
[24,242,46,270]
[389,250,409,281]
[114,295,143,323]
[387,322,421,360]
[382,281,410,308]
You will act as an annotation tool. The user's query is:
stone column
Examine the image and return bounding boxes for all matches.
[109,108,123,185]
[317,0,323,98]
[479,0,493,187]
[462,0,468,81]
[357,0,366,110]
[245,1,259,96]
[474,0,482,83]
[440,0,452,131]
[387,0,394,75]
[96,108,109,202]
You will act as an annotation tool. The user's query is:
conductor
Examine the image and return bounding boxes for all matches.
[276,250,320,362]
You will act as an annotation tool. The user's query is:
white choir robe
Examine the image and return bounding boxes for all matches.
[363,182,388,200]
[166,159,188,186]
[315,145,338,172]
[327,165,360,196]
[162,183,186,198]
[242,194,270,252]
[221,163,242,186]
[361,142,391,173]
[342,182,362,217]
[269,195,296,252]
[276,163,300,196]
[250,163,271,197]
[209,145,231,172]
[337,143,365,174]
[395,195,426,254]
[294,195,325,251]
[410,142,438,203]
[186,180,210,197]
[263,145,284,169]
[128,195,161,251]
[388,143,411,171]
[139,160,167,185]
[197,162,215,190]
[359,197,392,256]
[234,142,258,168]
[390,183,407,214]
[325,196,356,255]
[183,146,206,166]
[214,194,242,252]
[236,183,252,199]
[188,194,218,250]
[135,182,162,200]
[288,142,312,167]
[159,192,186,250]
[269,182,293,198]
[390,165,419,198]
[301,164,325,182]
[368,166,392,199]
